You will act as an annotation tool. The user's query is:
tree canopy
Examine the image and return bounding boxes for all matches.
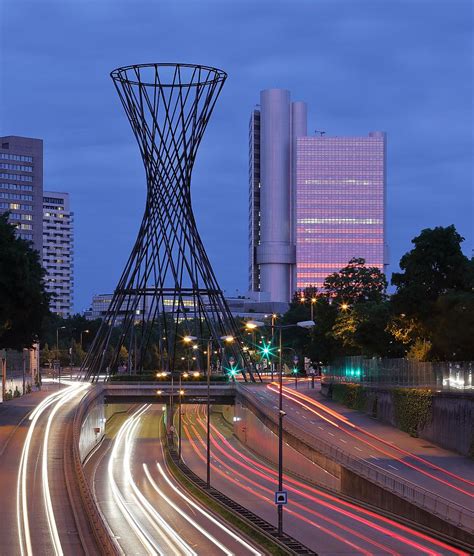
[0,213,50,349]
[323,257,387,304]
[391,225,472,316]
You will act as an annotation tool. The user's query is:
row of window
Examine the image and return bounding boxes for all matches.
[16,223,32,230]
[0,192,33,201]
[9,213,33,221]
[0,173,33,182]
[43,196,64,205]
[0,163,33,172]
[44,205,64,211]
[0,153,33,162]
[0,202,32,211]
[0,182,33,191]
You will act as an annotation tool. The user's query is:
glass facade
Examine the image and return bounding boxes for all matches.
[296,132,386,289]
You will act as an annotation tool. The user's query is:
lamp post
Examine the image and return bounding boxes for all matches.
[311,297,317,322]
[56,326,66,385]
[184,333,234,488]
[246,319,314,535]
[178,372,184,460]
[80,329,90,351]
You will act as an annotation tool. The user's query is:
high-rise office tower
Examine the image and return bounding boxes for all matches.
[249,91,387,304]
[296,132,387,289]
[43,192,74,317]
[0,136,43,252]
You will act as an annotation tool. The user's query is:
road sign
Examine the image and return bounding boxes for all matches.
[275,491,288,505]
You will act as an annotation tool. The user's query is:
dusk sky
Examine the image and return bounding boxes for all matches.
[1,0,472,312]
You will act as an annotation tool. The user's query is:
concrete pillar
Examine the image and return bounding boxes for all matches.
[257,89,296,303]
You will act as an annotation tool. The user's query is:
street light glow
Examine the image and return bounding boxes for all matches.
[183,335,197,343]
[246,320,264,329]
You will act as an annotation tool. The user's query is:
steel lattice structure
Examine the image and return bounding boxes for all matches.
[82,63,256,381]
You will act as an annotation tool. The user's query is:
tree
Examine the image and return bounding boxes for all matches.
[0,213,50,349]
[332,302,403,358]
[323,258,387,305]
[391,225,472,317]
[426,291,474,361]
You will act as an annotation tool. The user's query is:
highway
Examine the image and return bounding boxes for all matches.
[180,403,468,555]
[86,404,262,555]
[0,379,91,556]
[242,382,474,510]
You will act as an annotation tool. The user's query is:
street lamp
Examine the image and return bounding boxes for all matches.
[183,333,234,487]
[247,318,314,535]
[80,329,90,351]
[56,326,66,385]
[311,297,317,321]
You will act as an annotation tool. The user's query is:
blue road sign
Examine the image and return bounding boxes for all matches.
[275,491,288,505]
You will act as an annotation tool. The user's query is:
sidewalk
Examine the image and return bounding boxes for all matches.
[0,384,59,457]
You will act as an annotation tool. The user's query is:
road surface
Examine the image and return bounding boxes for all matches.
[86,404,262,555]
[0,379,92,556]
[180,403,468,556]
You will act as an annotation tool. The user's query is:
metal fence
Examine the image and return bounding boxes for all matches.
[322,356,473,391]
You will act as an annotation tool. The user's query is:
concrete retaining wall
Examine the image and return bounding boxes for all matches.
[234,399,340,491]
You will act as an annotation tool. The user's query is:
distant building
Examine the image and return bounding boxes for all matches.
[0,136,43,252]
[43,192,74,317]
[249,90,387,303]
[85,293,269,323]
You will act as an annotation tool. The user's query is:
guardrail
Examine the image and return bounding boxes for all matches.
[71,385,120,555]
[238,387,474,535]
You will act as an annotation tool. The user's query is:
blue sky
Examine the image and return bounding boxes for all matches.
[1,0,472,311]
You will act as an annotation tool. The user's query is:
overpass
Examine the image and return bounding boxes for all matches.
[103,382,236,405]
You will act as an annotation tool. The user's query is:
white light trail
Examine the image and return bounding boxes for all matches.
[42,383,89,556]
[108,405,196,556]
[153,462,262,556]
[17,382,88,556]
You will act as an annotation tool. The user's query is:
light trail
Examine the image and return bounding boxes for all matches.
[182,418,375,555]
[108,405,164,555]
[16,382,88,556]
[108,405,196,556]
[42,383,89,556]
[283,385,474,487]
[144,464,233,556]
[267,384,474,497]
[204,413,468,556]
[153,461,262,556]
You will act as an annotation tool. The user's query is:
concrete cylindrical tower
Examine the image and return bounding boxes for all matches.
[256,89,295,303]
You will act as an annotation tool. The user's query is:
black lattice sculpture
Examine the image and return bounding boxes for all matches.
[82,63,255,381]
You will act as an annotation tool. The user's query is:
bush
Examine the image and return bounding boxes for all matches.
[392,388,432,437]
[13,386,21,398]
[332,383,367,410]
